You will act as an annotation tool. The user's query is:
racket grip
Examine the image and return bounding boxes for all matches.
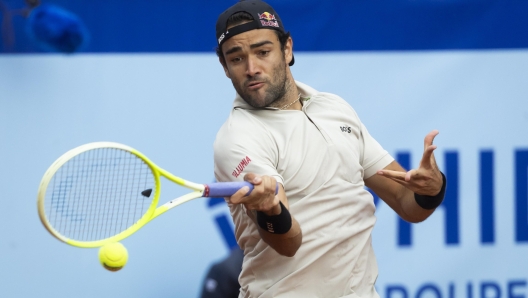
[205,181,279,197]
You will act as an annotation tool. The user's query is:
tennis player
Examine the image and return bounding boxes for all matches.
[213,1,446,297]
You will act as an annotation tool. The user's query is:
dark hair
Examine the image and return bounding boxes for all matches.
[216,11,291,65]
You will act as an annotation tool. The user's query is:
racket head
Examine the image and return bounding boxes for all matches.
[37,142,161,248]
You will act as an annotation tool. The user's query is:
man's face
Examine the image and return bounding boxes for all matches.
[221,29,293,108]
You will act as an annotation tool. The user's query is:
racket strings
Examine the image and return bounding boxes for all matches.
[45,148,155,242]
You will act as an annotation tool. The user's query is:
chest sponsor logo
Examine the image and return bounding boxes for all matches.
[232,156,252,178]
[340,126,351,133]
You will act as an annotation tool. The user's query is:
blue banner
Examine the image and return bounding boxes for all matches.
[1,0,528,53]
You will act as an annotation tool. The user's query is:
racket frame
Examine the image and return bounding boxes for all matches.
[37,142,207,248]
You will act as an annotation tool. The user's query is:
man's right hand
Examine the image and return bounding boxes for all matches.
[228,173,281,215]
[228,173,302,257]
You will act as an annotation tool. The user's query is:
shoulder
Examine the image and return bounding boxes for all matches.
[296,80,355,110]
[306,90,361,123]
[213,109,279,173]
[316,92,354,109]
[214,109,273,150]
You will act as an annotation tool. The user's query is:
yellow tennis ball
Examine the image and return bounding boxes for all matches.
[98,242,128,272]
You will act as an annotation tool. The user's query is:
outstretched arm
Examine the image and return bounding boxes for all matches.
[364,130,446,223]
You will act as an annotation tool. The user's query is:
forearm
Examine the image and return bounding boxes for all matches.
[397,187,436,223]
[395,172,447,223]
[257,215,302,257]
[366,160,446,223]
[231,175,303,256]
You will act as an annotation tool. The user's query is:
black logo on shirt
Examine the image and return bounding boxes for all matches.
[340,126,351,133]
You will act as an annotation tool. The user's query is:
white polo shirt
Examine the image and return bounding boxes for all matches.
[213,81,394,298]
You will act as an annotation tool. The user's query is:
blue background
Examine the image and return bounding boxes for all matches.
[1,1,528,298]
[2,0,528,53]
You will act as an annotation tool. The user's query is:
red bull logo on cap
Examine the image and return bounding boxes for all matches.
[258,12,276,21]
[258,11,279,28]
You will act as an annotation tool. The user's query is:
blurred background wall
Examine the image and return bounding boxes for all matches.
[1,0,527,297]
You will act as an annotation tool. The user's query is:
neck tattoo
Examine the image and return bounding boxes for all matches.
[279,93,302,110]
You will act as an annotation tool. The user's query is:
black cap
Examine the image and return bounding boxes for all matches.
[216,0,294,66]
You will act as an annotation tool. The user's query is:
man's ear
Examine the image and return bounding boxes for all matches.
[284,37,293,66]
[219,57,231,79]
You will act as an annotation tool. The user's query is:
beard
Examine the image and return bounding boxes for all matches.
[232,57,289,108]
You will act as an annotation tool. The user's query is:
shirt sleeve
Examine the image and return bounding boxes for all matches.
[213,113,284,186]
[359,121,394,179]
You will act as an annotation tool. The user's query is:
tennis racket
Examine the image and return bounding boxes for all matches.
[37,142,263,248]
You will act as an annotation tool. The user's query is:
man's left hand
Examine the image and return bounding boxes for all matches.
[377,130,443,196]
